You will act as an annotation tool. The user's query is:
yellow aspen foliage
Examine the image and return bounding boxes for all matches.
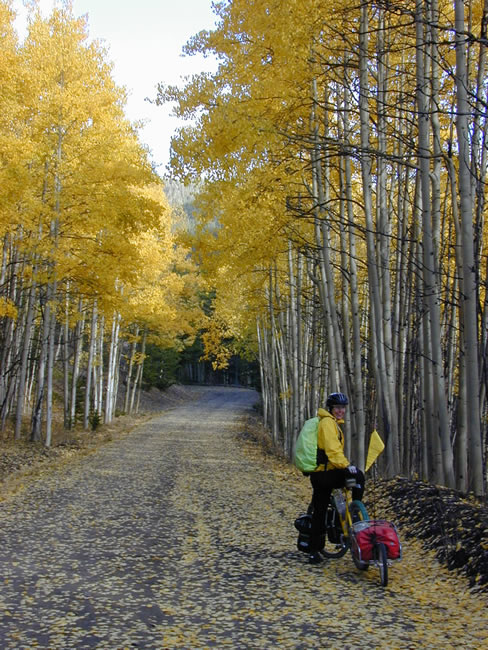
[13,4,184,325]
[3,2,202,335]
[0,1,33,235]
[117,183,204,346]
[0,297,18,320]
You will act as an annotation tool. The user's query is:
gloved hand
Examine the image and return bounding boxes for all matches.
[347,465,358,474]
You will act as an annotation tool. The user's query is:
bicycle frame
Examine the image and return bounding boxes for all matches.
[321,477,368,560]
[331,477,366,539]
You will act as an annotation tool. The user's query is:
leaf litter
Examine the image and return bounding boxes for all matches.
[0,385,486,649]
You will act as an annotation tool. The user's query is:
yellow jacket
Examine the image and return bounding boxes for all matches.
[315,408,350,471]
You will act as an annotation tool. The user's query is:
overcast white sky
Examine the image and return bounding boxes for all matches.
[13,0,219,175]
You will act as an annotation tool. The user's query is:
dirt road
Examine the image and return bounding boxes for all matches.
[0,386,486,649]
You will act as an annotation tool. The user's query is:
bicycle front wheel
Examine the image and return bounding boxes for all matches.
[349,500,369,523]
[375,542,389,587]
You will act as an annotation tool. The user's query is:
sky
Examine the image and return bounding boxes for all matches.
[12,0,219,175]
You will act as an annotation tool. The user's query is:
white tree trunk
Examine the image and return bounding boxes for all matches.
[84,301,98,430]
[104,312,121,423]
[454,0,484,495]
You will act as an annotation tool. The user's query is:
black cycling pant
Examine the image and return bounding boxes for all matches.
[308,468,365,552]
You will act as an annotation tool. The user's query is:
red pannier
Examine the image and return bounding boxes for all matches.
[351,520,402,562]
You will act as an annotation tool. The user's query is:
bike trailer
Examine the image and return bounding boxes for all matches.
[350,520,402,563]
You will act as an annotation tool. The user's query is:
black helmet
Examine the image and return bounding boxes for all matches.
[326,392,349,410]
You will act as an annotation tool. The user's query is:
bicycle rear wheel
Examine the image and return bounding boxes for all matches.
[322,535,349,558]
[375,542,389,586]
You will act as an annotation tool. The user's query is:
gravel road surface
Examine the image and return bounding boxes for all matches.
[0,386,486,649]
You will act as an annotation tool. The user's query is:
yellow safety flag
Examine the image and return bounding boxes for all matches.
[365,429,385,471]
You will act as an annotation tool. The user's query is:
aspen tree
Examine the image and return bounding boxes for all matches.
[131,331,147,414]
[358,4,399,475]
[454,0,484,495]
[83,300,98,430]
[124,327,139,415]
[338,94,366,466]
[414,0,455,487]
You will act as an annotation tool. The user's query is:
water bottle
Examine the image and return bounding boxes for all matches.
[333,489,346,518]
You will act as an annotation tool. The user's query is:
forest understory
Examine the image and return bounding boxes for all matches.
[1,384,487,596]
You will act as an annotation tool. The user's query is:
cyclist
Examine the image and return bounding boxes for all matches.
[308,392,365,564]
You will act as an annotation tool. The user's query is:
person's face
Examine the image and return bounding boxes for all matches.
[332,405,346,420]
